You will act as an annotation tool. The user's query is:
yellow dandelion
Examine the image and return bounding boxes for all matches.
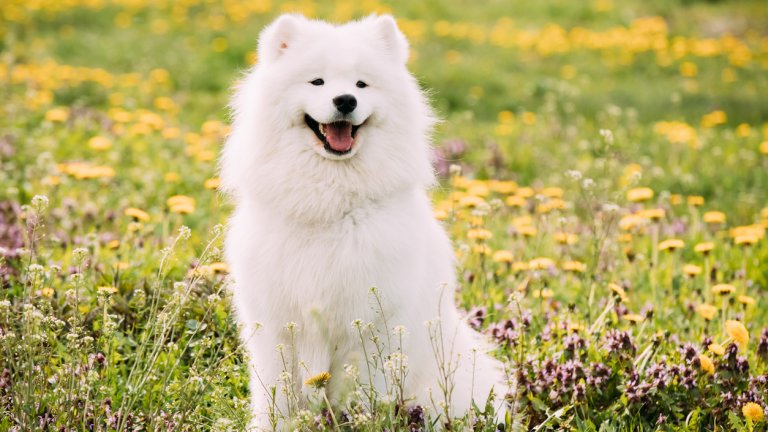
[512,262,529,272]
[734,234,759,246]
[708,343,725,356]
[204,178,221,189]
[473,244,491,255]
[760,141,768,155]
[88,136,112,151]
[622,314,644,324]
[517,187,535,198]
[45,107,69,122]
[703,211,726,224]
[669,194,683,205]
[683,264,702,277]
[627,187,654,203]
[124,207,150,222]
[528,257,555,270]
[695,304,717,320]
[41,287,55,298]
[554,232,578,245]
[742,402,764,422]
[737,295,756,306]
[694,242,714,254]
[541,187,564,198]
[489,180,517,194]
[712,283,735,295]
[561,260,586,273]
[640,208,665,220]
[505,195,527,207]
[467,229,492,240]
[304,372,331,389]
[515,225,538,237]
[725,320,749,347]
[687,196,705,206]
[619,214,649,231]
[492,250,514,263]
[170,202,195,214]
[658,239,685,251]
[458,195,486,208]
[609,283,628,302]
[208,262,229,274]
[164,172,180,183]
[533,288,554,299]
[698,354,715,375]
[107,240,120,249]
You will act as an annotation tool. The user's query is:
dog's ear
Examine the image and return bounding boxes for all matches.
[374,15,409,65]
[258,14,301,63]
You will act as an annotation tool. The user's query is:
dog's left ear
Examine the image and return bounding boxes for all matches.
[374,15,409,65]
[258,14,302,64]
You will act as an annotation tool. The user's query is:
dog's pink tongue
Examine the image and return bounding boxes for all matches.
[326,123,353,152]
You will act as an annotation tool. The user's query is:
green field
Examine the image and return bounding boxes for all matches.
[2,0,768,430]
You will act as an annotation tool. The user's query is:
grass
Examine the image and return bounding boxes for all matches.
[1,0,768,430]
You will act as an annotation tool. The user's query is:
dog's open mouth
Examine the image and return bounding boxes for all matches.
[304,114,362,156]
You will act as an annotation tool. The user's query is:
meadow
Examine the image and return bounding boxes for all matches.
[1,0,768,430]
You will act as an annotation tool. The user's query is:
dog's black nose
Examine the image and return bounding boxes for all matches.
[333,94,357,114]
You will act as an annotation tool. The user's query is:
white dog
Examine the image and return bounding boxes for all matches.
[221,14,508,430]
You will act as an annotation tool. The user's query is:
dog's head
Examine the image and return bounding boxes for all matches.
[222,15,436,222]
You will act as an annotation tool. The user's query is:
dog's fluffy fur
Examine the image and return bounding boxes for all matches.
[221,14,508,430]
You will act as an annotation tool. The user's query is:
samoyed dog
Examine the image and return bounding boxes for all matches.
[221,14,509,430]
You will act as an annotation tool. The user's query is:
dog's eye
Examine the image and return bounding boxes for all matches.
[310,78,324,86]
[356,80,368,88]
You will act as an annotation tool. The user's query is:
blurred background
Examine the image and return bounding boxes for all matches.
[2,2,768,430]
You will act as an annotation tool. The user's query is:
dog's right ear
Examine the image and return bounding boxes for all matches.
[258,14,301,64]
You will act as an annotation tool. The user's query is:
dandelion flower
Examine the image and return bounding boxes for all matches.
[609,283,628,302]
[703,211,726,224]
[505,195,527,207]
[204,178,221,189]
[492,250,513,263]
[541,187,564,198]
[695,304,717,320]
[124,207,150,222]
[725,320,749,347]
[687,196,705,206]
[622,314,644,324]
[640,208,665,220]
[208,262,229,274]
[45,107,69,122]
[561,260,586,273]
[627,187,654,202]
[554,232,578,245]
[760,141,768,155]
[683,264,702,277]
[742,402,764,422]
[698,354,714,375]
[658,239,684,251]
[467,229,492,240]
[694,242,714,254]
[712,283,735,296]
[737,295,756,306]
[41,287,54,298]
[458,196,486,208]
[304,372,331,389]
[88,136,112,151]
[734,235,759,246]
[528,257,555,270]
[708,343,725,356]
[167,195,196,214]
